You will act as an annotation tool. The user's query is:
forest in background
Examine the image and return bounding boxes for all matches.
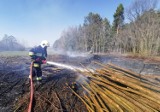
[53,0,160,56]
[0,34,25,51]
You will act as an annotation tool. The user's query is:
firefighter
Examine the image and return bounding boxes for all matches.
[28,40,50,83]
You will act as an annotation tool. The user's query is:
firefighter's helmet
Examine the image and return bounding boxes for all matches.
[40,40,50,48]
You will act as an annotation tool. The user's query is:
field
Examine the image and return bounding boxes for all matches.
[0,51,29,57]
[0,49,56,57]
[0,51,160,111]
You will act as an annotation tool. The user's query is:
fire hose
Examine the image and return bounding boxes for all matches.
[28,62,34,112]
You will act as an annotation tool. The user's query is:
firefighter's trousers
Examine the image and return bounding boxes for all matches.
[32,62,42,80]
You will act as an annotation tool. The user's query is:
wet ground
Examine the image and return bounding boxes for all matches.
[0,54,160,112]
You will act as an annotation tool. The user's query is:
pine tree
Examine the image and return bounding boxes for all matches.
[112,4,124,34]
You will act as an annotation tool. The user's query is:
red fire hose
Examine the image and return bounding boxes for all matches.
[28,62,34,112]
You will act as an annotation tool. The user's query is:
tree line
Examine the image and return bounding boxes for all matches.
[53,0,160,56]
[0,34,25,51]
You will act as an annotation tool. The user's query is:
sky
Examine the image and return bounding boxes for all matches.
[0,0,145,47]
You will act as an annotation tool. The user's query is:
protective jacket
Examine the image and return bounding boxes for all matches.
[29,45,47,64]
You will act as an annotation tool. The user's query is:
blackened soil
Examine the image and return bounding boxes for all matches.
[0,54,159,112]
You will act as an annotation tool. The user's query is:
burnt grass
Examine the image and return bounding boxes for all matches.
[0,54,160,112]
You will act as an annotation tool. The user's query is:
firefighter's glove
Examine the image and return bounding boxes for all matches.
[42,60,47,64]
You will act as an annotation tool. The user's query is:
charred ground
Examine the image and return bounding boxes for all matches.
[0,54,160,112]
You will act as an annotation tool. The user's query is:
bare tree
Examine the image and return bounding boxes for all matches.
[120,0,160,56]
[0,35,25,51]
[126,0,158,22]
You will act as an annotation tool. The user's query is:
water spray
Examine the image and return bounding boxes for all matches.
[47,61,94,73]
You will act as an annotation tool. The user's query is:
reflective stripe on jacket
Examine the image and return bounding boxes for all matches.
[29,52,34,56]
[33,63,40,67]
